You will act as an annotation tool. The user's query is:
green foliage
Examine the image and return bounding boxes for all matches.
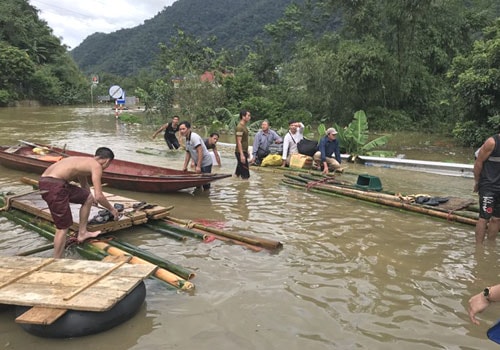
[448,18,500,130]
[366,107,414,131]
[155,28,218,77]
[0,89,13,106]
[452,119,497,148]
[175,78,227,124]
[150,79,175,116]
[213,108,240,132]
[0,41,35,88]
[223,70,264,108]
[72,0,300,76]
[334,110,389,156]
[118,113,143,124]
[0,0,88,105]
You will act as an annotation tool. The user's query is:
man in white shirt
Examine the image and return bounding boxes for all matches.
[179,121,213,190]
[282,120,304,167]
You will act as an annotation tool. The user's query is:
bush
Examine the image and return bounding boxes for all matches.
[367,107,413,131]
[452,120,494,147]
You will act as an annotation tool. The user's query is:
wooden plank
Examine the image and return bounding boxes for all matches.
[0,258,55,289]
[38,259,156,277]
[15,307,67,325]
[63,257,132,301]
[0,257,155,312]
[8,190,165,233]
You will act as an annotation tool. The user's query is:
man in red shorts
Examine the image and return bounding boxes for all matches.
[39,147,119,258]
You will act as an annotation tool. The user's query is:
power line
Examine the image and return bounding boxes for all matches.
[30,0,106,18]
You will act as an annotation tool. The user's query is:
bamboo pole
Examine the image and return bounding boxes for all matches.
[286,173,480,219]
[106,238,195,280]
[160,219,264,252]
[143,223,187,241]
[148,219,207,240]
[165,216,283,250]
[16,243,55,256]
[0,198,194,287]
[90,241,194,290]
[282,178,478,226]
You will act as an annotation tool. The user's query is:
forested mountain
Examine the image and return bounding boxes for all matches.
[71,0,305,76]
[0,0,87,106]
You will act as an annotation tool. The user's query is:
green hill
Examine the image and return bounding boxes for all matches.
[71,0,304,76]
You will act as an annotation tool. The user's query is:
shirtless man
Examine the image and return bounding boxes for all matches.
[38,147,119,258]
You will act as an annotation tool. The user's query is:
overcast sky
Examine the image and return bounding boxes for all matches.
[29,0,178,49]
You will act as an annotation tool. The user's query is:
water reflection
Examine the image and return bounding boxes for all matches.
[0,107,497,349]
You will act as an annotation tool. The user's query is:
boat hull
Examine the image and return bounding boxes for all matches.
[0,145,231,192]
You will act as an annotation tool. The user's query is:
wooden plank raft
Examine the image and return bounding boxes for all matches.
[0,256,156,324]
[6,188,172,233]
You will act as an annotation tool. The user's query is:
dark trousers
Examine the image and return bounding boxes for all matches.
[201,164,213,190]
[234,152,250,179]
[165,137,180,150]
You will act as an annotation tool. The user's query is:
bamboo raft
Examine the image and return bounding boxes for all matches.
[282,173,479,226]
[0,177,283,287]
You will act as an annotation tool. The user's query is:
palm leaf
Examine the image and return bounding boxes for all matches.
[361,135,390,152]
[351,110,369,145]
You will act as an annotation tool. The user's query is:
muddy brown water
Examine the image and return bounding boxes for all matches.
[0,107,496,349]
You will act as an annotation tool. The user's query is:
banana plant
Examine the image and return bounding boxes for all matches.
[334,110,390,159]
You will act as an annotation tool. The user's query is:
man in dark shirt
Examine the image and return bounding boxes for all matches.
[474,133,500,243]
[152,116,180,149]
[313,127,342,174]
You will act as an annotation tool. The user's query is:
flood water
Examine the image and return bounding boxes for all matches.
[0,107,497,349]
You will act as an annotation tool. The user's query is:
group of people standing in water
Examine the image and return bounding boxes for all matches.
[152,111,344,180]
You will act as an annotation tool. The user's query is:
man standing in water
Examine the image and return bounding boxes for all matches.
[152,115,181,150]
[179,121,213,190]
[235,110,251,179]
[39,147,120,258]
[474,133,500,243]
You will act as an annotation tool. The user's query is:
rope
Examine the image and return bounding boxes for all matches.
[305,176,337,190]
[0,189,47,212]
[184,220,195,229]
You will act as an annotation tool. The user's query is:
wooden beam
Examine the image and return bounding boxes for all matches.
[15,306,67,325]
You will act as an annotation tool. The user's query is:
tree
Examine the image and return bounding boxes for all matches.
[155,28,218,78]
[0,41,34,105]
[448,18,500,146]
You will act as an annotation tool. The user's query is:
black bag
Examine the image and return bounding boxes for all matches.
[256,147,270,160]
[268,142,283,155]
[297,138,318,156]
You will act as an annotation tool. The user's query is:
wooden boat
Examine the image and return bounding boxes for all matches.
[0,143,231,192]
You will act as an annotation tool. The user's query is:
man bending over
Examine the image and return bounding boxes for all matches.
[39,147,119,258]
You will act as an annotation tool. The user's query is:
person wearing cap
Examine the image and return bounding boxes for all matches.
[282,120,304,167]
[313,127,342,174]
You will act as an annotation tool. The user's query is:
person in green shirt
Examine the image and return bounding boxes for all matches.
[235,110,251,179]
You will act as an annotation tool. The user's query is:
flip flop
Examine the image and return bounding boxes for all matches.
[415,196,430,204]
[114,203,125,212]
